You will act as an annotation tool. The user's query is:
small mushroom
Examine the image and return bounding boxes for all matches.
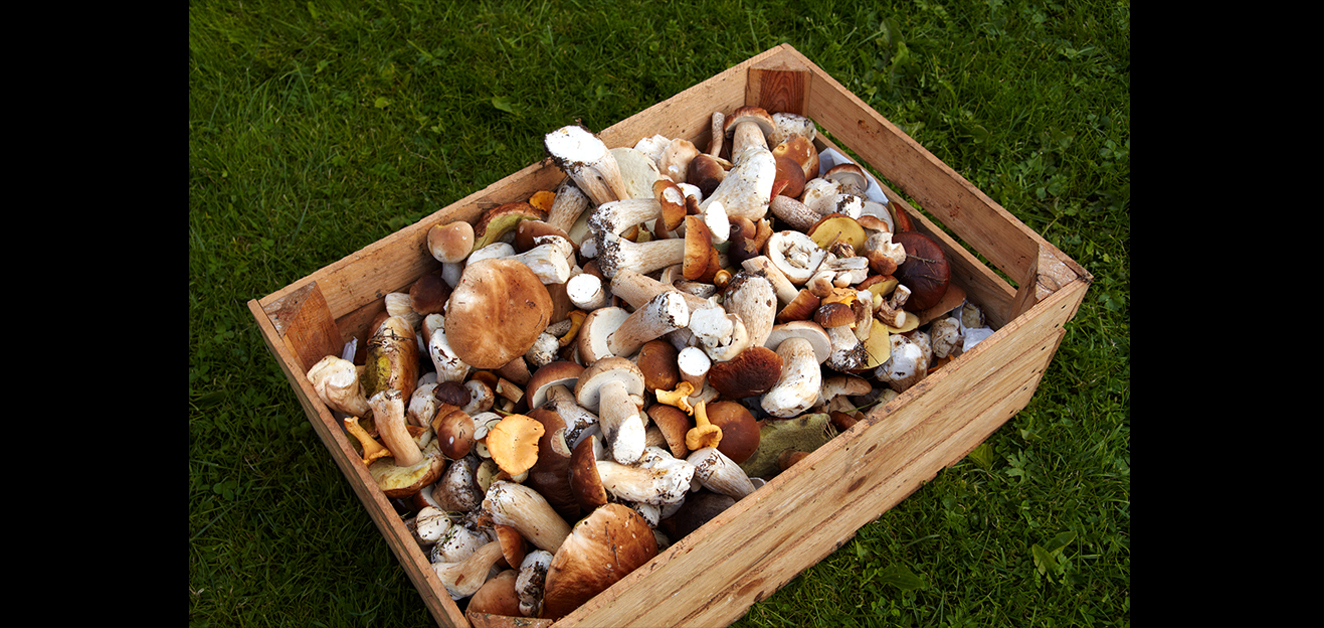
[891,231,951,312]
[516,549,554,618]
[467,569,523,619]
[434,540,507,600]
[723,106,776,162]
[306,355,371,418]
[593,449,695,506]
[362,315,419,401]
[706,345,783,400]
[765,230,827,285]
[428,221,476,264]
[486,414,546,477]
[606,290,690,358]
[687,446,757,499]
[685,400,722,451]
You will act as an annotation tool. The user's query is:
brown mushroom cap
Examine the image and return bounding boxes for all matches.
[573,356,645,413]
[723,106,775,138]
[466,570,524,619]
[433,406,477,460]
[526,361,585,410]
[428,221,475,264]
[636,339,680,394]
[445,258,554,369]
[891,231,951,312]
[568,434,608,513]
[705,401,760,465]
[646,403,693,459]
[540,503,659,621]
[705,346,783,400]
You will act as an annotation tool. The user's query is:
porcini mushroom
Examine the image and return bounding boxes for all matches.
[543,124,628,206]
[306,355,371,418]
[445,258,554,370]
[540,503,658,621]
[483,480,573,554]
[575,356,648,465]
[760,336,823,418]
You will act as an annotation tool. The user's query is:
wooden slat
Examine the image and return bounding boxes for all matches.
[259,281,343,374]
[746,55,812,115]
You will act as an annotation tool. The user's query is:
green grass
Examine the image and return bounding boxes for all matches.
[189,1,1129,626]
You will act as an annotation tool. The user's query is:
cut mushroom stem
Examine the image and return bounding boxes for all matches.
[434,540,506,600]
[544,125,628,206]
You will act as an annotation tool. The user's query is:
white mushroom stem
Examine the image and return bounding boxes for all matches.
[509,238,574,285]
[431,520,489,564]
[607,290,691,358]
[698,146,776,221]
[414,506,452,544]
[687,447,756,499]
[687,306,751,362]
[306,355,371,418]
[741,255,800,306]
[369,389,424,467]
[544,125,628,206]
[825,324,866,373]
[516,550,554,618]
[424,314,472,384]
[434,540,505,600]
[610,269,713,313]
[876,333,928,393]
[595,455,696,505]
[707,111,725,156]
[483,481,572,553]
[597,379,647,465]
[722,273,777,349]
[588,198,663,235]
[547,178,590,233]
[677,346,711,392]
[595,231,686,278]
[760,336,823,418]
[565,272,609,310]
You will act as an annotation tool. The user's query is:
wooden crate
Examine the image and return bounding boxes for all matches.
[248,43,1091,628]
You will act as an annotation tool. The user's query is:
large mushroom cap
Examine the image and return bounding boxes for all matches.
[445,258,554,369]
[540,503,659,621]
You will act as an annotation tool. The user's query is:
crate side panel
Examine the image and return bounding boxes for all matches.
[248,298,469,628]
[565,313,1067,628]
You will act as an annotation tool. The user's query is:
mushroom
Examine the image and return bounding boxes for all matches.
[546,178,592,235]
[595,230,686,278]
[516,549,554,618]
[483,480,573,553]
[676,345,711,393]
[606,290,690,358]
[368,388,424,468]
[697,145,776,221]
[685,400,722,451]
[467,569,523,619]
[543,124,628,206]
[768,194,822,232]
[703,401,760,465]
[434,540,507,600]
[305,355,371,418]
[486,414,546,477]
[540,503,658,621]
[765,230,827,285]
[424,314,472,385]
[767,112,817,147]
[760,336,823,418]
[722,272,778,348]
[706,345,783,400]
[432,453,484,512]
[611,146,668,200]
[588,198,664,236]
[576,306,632,367]
[428,221,476,264]
[362,315,419,401]
[686,306,751,363]
[593,448,696,506]
[891,231,951,311]
[444,258,554,370]
[431,516,492,564]
[687,446,757,499]
[876,332,929,393]
[565,272,608,311]
[723,106,775,162]
[575,356,648,465]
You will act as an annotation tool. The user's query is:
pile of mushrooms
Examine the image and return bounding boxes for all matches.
[304,107,997,623]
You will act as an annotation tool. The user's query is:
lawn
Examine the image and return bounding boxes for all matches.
[189,1,1129,626]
